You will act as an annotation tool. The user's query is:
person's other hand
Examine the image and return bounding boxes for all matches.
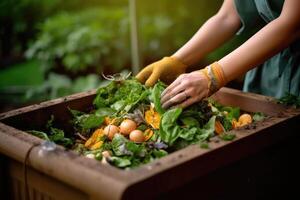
[136,56,187,87]
[160,71,209,109]
[161,62,227,109]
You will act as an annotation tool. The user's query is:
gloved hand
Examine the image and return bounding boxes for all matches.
[136,56,187,87]
[161,62,227,109]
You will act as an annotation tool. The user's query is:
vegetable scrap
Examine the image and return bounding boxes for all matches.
[27,77,264,169]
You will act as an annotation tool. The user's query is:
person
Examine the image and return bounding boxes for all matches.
[136,0,300,109]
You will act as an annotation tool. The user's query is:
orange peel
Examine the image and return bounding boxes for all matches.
[145,106,161,129]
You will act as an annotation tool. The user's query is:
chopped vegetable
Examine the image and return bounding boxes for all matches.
[27,77,265,169]
[215,120,225,135]
[145,105,161,129]
[85,128,104,148]
[238,114,252,124]
[144,129,154,141]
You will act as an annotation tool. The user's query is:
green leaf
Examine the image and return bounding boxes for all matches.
[93,79,149,113]
[179,127,198,141]
[27,130,50,140]
[221,116,233,131]
[95,107,116,117]
[252,112,265,122]
[49,127,65,141]
[194,116,216,142]
[151,81,166,114]
[220,133,236,141]
[226,107,240,120]
[111,134,132,156]
[110,157,131,168]
[80,114,104,130]
[126,142,147,157]
[49,127,73,147]
[200,142,209,149]
[111,100,126,112]
[152,149,168,158]
[46,115,55,130]
[159,108,183,145]
[180,117,200,127]
[278,93,300,108]
[69,108,85,117]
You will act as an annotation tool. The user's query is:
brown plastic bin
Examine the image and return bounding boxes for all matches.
[0,87,299,200]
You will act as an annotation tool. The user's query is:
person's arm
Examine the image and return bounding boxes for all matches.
[220,0,300,82]
[161,0,300,109]
[136,0,241,87]
[173,0,241,66]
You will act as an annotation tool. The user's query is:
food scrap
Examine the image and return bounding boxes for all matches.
[27,78,264,169]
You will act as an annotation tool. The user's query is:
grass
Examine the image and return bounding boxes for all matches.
[0,60,44,88]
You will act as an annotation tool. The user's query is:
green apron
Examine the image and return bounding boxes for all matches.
[234,0,300,98]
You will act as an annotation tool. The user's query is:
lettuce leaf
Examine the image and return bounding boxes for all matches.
[159,108,183,145]
[150,81,166,114]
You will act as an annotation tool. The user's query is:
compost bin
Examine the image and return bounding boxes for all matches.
[0,87,299,200]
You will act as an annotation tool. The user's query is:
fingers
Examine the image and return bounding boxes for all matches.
[145,70,160,87]
[177,97,199,109]
[162,91,188,109]
[177,88,208,109]
[161,74,186,97]
[136,65,153,84]
[161,81,186,105]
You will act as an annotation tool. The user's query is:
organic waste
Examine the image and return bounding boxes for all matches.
[27,76,263,169]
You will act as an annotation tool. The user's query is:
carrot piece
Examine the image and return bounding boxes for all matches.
[215,120,225,135]
[144,129,154,141]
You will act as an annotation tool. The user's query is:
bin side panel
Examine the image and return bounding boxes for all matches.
[7,159,88,200]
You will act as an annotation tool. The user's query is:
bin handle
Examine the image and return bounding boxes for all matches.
[23,142,40,200]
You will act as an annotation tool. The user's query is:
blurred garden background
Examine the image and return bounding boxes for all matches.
[0,0,247,113]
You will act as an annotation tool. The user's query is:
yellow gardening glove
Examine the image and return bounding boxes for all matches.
[136,56,187,87]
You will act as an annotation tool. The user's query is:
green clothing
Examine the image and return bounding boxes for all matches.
[234,0,300,98]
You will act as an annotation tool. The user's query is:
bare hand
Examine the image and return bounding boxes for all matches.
[160,71,209,109]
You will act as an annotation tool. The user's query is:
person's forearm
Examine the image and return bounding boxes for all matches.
[219,17,300,82]
[173,1,241,66]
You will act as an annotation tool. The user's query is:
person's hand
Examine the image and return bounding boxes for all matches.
[161,62,227,109]
[160,71,209,109]
[136,56,187,87]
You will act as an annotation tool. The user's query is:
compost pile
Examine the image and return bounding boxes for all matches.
[28,76,262,169]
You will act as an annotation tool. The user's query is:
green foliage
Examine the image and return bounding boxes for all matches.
[159,108,183,145]
[278,93,300,108]
[0,60,42,88]
[220,133,236,141]
[150,81,166,115]
[27,78,250,169]
[253,112,265,122]
[26,7,130,73]
[25,73,101,101]
[93,78,149,113]
[27,115,73,147]
[26,3,220,74]
[27,130,50,140]
[107,133,168,168]
[159,107,216,146]
[25,7,188,74]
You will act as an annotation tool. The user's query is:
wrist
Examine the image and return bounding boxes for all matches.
[167,56,188,70]
[199,61,227,96]
[170,53,190,68]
